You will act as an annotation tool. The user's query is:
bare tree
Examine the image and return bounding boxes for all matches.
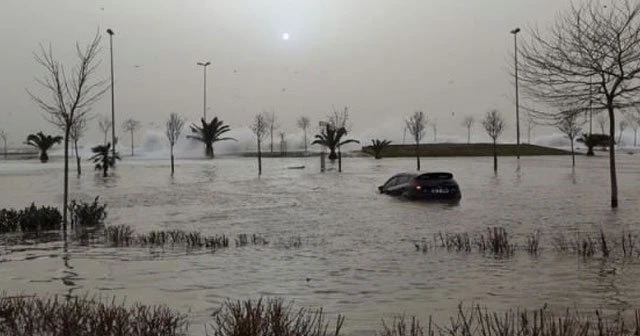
[122,118,141,156]
[482,110,505,172]
[328,107,352,172]
[165,113,185,176]
[0,130,6,160]
[279,131,287,156]
[405,111,427,171]
[595,114,607,135]
[527,115,536,144]
[69,116,87,175]
[557,112,583,167]
[27,31,107,233]
[431,120,437,142]
[296,116,310,153]
[618,120,628,145]
[265,110,278,153]
[251,113,268,175]
[518,1,640,208]
[329,106,351,131]
[627,109,640,146]
[98,115,112,145]
[461,116,475,144]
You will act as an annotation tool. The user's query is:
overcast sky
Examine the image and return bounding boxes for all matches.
[0,0,574,148]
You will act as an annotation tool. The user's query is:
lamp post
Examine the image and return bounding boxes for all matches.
[511,27,521,159]
[197,61,211,121]
[107,28,116,160]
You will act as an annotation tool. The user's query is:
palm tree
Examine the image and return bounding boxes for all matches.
[370,139,392,159]
[312,124,359,161]
[24,132,63,163]
[90,143,120,177]
[186,117,236,159]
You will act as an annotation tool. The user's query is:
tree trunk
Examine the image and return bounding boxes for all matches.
[270,128,274,153]
[170,145,175,176]
[74,139,81,175]
[415,142,421,171]
[634,129,637,147]
[570,137,575,167]
[467,127,471,144]
[493,139,497,172]
[258,139,262,175]
[338,148,342,173]
[103,163,108,177]
[40,150,48,163]
[608,104,618,208]
[205,143,214,158]
[303,130,307,153]
[328,148,337,161]
[63,127,70,238]
[130,130,134,156]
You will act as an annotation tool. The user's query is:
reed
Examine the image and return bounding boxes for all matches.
[0,292,188,336]
[207,298,344,336]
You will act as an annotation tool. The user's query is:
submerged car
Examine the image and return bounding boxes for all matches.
[378,172,461,201]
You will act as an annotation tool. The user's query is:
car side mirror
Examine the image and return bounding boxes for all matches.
[378,185,384,193]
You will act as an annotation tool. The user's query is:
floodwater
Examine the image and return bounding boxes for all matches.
[1,154,640,335]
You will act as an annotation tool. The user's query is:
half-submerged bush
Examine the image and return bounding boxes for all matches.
[69,196,108,229]
[104,225,230,250]
[208,298,345,336]
[0,293,189,336]
[0,204,63,234]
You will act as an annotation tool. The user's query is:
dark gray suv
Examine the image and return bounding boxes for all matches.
[378,172,461,202]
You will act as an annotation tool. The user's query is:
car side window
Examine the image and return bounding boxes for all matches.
[385,177,399,188]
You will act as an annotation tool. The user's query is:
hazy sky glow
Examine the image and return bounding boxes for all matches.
[0,0,577,148]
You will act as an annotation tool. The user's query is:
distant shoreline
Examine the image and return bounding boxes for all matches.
[361,143,572,158]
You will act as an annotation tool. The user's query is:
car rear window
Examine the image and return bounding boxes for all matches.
[416,173,453,180]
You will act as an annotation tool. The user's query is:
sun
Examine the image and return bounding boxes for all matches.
[282,33,290,41]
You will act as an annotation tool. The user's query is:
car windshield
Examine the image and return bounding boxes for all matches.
[416,173,453,180]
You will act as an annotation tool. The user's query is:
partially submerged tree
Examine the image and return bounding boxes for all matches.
[370,139,392,159]
[27,32,107,232]
[187,117,236,159]
[97,115,112,145]
[296,116,310,153]
[518,0,640,208]
[405,111,427,171]
[326,106,356,172]
[69,117,87,175]
[251,113,268,175]
[122,118,141,156]
[165,113,185,176]
[578,133,611,156]
[0,130,7,160]
[25,132,63,163]
[557,112,583,167]
[311,124,359,166]
[482,110,505,172]
[461,116,475,144]
[90,143,120,177]
[265,110,278,153]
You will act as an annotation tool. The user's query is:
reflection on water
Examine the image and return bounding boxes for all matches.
[1,155,640,335]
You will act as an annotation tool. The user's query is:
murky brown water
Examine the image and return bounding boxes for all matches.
[1,154,640,335]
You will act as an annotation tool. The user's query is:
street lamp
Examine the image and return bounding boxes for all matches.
[197,61,211,121]
[510,27,521,159]
[107,28,116,160]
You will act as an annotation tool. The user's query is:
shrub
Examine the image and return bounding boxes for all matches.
[17,203,62,233]
[69,197,108,229]
[0,209,19,234]
[208,298,344,336]
[0,293,189,336]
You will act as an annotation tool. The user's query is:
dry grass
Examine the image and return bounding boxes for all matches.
[0,293,188,336]
[104,225,229,250]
